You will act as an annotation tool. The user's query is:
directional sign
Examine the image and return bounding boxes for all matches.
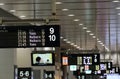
[0,25,60,48]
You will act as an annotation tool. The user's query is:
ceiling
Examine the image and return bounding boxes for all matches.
[0,0,120,52]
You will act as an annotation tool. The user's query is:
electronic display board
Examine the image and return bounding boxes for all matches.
[0,25,60,48]
[61,53,100,66]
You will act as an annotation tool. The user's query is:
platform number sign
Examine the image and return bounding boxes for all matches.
[44,71,54,79]
[18,68,31,79]
[49,27,56,41]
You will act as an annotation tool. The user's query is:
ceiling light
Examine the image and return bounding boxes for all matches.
[89,33,94,36]
[116,7,120,9]
[55,2,62,4]
[93,36,96,38]
[79,23,83,26]
[73,19,79,21]
[98,41,101,43]
[118,13,120,15]
[100,42,103,45]
[66,41,71,44]
[62,9,69,11]
[113,0,119,2]
[102,45,105,46]
[60,36,63,39]
[10,10,16,13]
[63,39,67,41]
[86,30,91,33]
[70,43,74,45]
[0,3,4,5]
[19,15,26,18]
[97,38,99,40]
[68,14,75,16]
[83,27,87,30]
[74,45,77,47]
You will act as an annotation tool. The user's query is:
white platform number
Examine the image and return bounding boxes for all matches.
[49,27,56,41]
[19,71,29,77]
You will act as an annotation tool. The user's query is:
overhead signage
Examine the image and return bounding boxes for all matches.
[61,53,100,65]
[44,71,55,79]
[18,68,32,79]
[0,25,60,48]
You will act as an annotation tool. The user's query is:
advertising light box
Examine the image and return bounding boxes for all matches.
[31,51,55,66]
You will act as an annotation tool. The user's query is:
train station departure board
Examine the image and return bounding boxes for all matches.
[0,25,60,48]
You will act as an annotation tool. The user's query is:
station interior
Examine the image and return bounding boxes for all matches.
[0,0,120,79]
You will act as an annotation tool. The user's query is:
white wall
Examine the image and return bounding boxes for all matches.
[0,49,15,79]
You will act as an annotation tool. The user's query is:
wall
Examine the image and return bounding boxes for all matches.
[0,49,15,79]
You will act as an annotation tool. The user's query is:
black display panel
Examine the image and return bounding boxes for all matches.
[31,51,55,66]
[18,68,32,79]
[0,25,60,48]
[61,53,100,66]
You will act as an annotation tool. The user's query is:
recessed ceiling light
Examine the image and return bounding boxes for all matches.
[79,23,83,26]
[102,45,105,46]
[116,7,120,9]
[83,27,87,30]
[68,14,75,16]
[70,43,74,45]
[98,41,101,43]
[93,36,96,38]
[112,0,119,2]
[74,45,77,47]
[118,13,120,15]
[19,15,26,18]
[66,41,71,44]
[62,8,69,11]
[73,19,79,21]
[89,33,94,36]
[0,3,4,5]
[60,36,63,39]
[100,42,103,45]
[10,10,16,12]
[86,30,91,33]
[63,39,67,41]
[55,2,62,4]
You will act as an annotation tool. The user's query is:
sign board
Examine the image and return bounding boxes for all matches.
[0,25,60,48]
[61,53,100,65]
[18,68,32,79]
[44,71,55,79]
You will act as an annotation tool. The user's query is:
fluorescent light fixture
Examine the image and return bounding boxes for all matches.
[97,38,99,40]
[117,12,120,16]
[68,14,75,16]
[116,7,120,9]
[79,23,83,26]
[60,36,63,39]
[70,43,74,45]
[63,39,67,41]
[10,10,16,12]
[112,0,119,2]
[66,41,71,44]
[98,41,101,43]
[102,45,105,46]
[0,3,5,5]
[62,8,69,11]
[100,42,103,44]
[86,30,91,33]
[55,2,62,4]
[77,46,80,49]
[93,36,96,38]
[74,45,77,47]
[83,27,87,30]
[19,15,26,18]
[73,19,79,21]
[89,33,94,36]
